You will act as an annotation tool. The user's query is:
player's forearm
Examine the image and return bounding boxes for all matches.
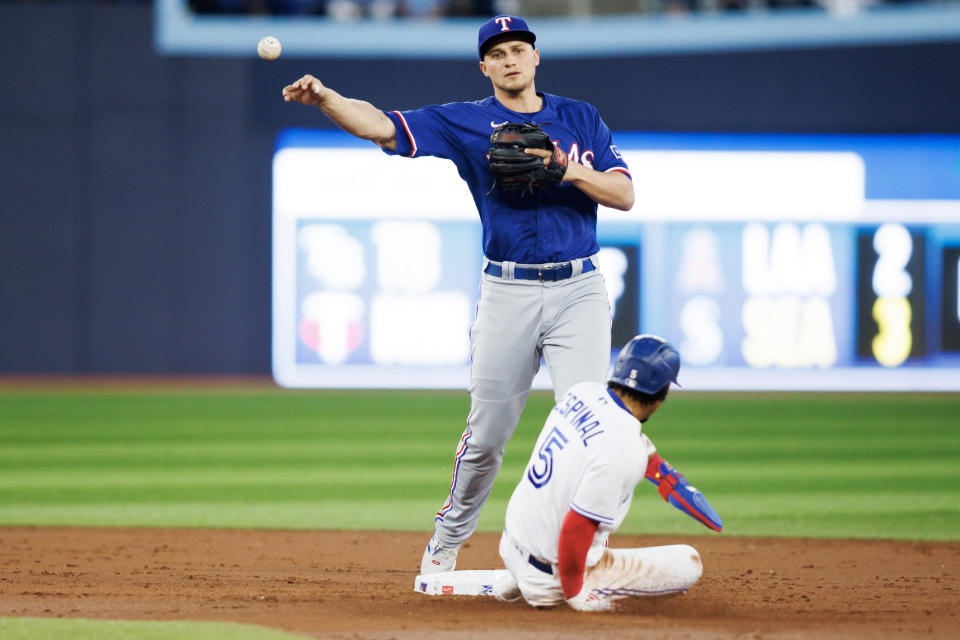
[314,89,397,150]
[557,510,600,599]
[563,163,634,211]
[644,453,724,532]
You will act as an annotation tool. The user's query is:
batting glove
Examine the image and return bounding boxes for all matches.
[645,454,723,532]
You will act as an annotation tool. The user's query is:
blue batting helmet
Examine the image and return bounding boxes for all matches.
[609,335,681,395]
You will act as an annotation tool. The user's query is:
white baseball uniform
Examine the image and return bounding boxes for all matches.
[499,380,702,607]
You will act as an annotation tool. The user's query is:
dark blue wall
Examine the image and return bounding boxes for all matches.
[2,3,958,373]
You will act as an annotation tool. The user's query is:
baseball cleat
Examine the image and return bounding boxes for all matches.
[420,534,460,574]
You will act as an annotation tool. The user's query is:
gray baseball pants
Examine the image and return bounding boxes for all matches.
[433,256,612,546]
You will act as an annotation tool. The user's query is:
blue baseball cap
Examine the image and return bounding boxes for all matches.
[478,15,536,60]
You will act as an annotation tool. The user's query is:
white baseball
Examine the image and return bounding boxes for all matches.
[257,36,282,61]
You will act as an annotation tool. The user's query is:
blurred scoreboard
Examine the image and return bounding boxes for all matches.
[272,131,960,390]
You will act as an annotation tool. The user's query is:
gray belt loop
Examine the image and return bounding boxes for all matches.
[502,261,516,280]
[587,254,599,270]
[571,258,583,277]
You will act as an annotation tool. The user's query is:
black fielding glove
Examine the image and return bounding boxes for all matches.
[487,122,567,195]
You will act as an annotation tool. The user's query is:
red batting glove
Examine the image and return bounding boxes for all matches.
[645,452,678,502]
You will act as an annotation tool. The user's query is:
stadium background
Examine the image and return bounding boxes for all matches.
[2,1,960,375]
[1,2,958,639]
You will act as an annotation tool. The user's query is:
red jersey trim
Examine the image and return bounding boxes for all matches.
[392,110,417,158]
[606,166,632,178]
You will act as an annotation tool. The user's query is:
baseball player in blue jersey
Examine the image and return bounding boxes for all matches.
[282,15,634,574]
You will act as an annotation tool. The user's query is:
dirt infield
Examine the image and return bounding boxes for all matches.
[0,527,956,639]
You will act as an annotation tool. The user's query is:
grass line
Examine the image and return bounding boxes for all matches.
[0,458,954,488]
[0,617,311,640]
[0,390,957,540]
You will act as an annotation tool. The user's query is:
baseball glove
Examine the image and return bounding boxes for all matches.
[487,122,567,195]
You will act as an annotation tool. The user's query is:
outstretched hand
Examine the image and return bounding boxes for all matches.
[282,75,327,107]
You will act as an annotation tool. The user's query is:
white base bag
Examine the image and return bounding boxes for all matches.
[414,570,510,596]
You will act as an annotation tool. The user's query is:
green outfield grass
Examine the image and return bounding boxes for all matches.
[0,617,311,640]
[0,387,958,540]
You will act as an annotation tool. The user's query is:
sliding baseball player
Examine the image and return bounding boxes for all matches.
[494,335,722,611]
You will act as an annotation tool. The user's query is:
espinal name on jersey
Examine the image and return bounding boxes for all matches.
[554,391,605,446]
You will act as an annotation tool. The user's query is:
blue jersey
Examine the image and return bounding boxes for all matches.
[382,92,631,264]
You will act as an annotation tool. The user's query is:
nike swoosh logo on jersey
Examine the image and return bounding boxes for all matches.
[491,120,508,127]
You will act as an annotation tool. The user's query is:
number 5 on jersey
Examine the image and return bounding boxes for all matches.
[527,427,569,488]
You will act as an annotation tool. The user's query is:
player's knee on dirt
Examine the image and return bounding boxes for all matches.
[676,545,703,588]
[642,544,702,593]
[585,545,703,596]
